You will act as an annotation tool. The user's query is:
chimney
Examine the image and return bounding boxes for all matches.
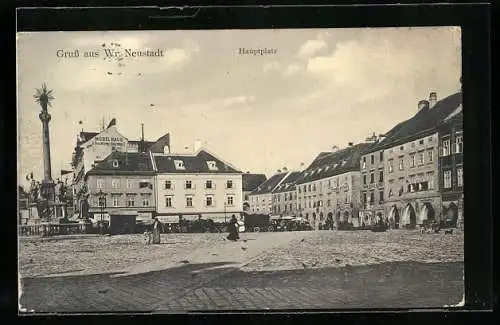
[418,100,430,111]
[194,139,202,153]
[348,142,353,146]
[429,92,437,108]
[331,145,339,152]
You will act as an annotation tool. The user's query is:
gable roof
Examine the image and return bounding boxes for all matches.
[250,172,289,195]
[154,150,241,174]
[86,151,155,176]
[242,173,267,192]
[148,133,171,153]
[296,143,372,184]
[365,92,462,153]
[272,171,303,193]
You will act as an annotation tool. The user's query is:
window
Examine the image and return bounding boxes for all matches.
[112,195,120,207]
[427,172,435,190]
[369,192,375,204]
[400,146,404,151]
[379,151,384,161]
[410,153,416,168]
[298,187,301,193]
[98,197,106,207]
[165,196,172,207]
[388,159,394,173]
[186,196,193,207]
[97,178,104,188]
[185,180,193,189]
[428,136,433,142]
[207,161,218,170]
[226,180,233,189]
[126,179,134,189]
[427,150,434,163]
[313,184,316,191]
[164,180,172,189]
[362,157,366,169]
[419,139,424,145]
[444,170,452,189]
[418,152,424,165]
[362,192,367,204]
[398,157,404,170]
[411,142,415,148]
[111,179,120,189]
[455,134,463,153]
[371,155,374,164]
[363,174,367,185]
[174,160,185,170]
[112,160,119,167]
[206,180,213,189]
[457,167,463,187]
[379,190,384,202]
[442,139,450,156]
[370,173,374,183]
[308,184,311,191]
[141,194,150,207]
[126,194,135,207]
[206,196,213,206]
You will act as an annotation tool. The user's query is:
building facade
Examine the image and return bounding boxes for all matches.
[154,149,243,223]
[85,151,157,221]
[71,119,169,215]
[377,91,462,229]
[383,132,441,228]
[248,172,289,215]
[438,108,463,228]
[242,173,267,212]
[295,143,370,229]
[271,171,301,217]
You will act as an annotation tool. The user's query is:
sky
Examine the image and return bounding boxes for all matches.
[17,27,461,187]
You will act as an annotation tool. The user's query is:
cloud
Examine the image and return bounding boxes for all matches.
[283,63,302,77]
[220,95,255,106]
[297,39,328,58]
[263,61,281,73]
[163,48,190,69]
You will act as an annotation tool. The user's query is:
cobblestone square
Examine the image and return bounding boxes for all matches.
[19,230,464,313]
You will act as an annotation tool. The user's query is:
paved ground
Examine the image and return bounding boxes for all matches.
[18,230,464,312]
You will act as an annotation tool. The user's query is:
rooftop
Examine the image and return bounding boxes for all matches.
[364,92,462,153]
[250,172,289,195]
[86,151,155,175]
[154,150,241,174]
[272,171,303,193]
[242,173,267,192]
[296,143,372,184]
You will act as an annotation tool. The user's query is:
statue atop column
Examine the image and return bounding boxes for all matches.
[33,83,56,220]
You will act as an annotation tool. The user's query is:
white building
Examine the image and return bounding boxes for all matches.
[153,148,243,223]
[71,118,169,214]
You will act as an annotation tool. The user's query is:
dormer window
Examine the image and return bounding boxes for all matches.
[207,161,218,171]
[174,160,185,170]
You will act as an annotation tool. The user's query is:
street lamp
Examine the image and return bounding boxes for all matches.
[224,202,227,223]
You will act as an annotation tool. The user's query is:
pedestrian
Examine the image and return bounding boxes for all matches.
[227,214,239,241]
[152,217,162,244]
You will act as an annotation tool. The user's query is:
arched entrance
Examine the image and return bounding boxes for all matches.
[445,202,458,227]
[418,202,435,225]
[388,205,400,229]
[401,203,416,229]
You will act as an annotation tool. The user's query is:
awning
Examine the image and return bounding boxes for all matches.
[157,215,179,224]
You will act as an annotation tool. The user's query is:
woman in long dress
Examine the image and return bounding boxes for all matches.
[152,217,162,244]
[227,215,239,241]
